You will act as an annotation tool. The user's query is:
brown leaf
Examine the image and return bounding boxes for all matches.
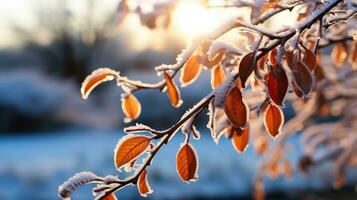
[81,68,119,99]
[331,43,348,65]
[122,94,141,123]
[284,50,297,69]
[291,61,314,98]
[164,72,182,107]
[224,86,249,128]
[114,135,151,170]
[231,126,249,153]
[303,49,316,71]
[180,55,202,87]
[211,65,225,89]
[265,66,288,106]
[264,104,284,138]
[176,143,198,182]
[137,170,153,197]
[239,52,256,88]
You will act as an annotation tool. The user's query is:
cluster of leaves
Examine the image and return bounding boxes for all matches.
[59,0,357,200]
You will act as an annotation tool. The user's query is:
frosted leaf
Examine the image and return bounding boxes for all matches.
[208,41,243,60]
[124,123,161,135]
[213,74,236,108]
[182,113,201,140]
[81,68,120,99]
[58,171,102,199]
[103,175,120,184]
[92,184,111,195]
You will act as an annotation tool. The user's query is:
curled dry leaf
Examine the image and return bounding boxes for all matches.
[122,94,141,123]
[331,43,348,65]
[176,143,198,182]
[211,65,225,89]
[81,67,119,99]
[265,65,288,106]
[164,72,182,107]
[137,170,153,197]
[291,61,314,98]
[114,135,151,170]
[231,126,249,153]
[180,55,202,87]
[224,86,249,128]
[303,49,317,71]
[239,52,256,88]
[264,104,284,138]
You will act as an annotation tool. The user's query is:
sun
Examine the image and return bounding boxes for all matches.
[171,1,221,38]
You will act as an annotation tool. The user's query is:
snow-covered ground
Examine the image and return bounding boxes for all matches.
[0,130,356,200]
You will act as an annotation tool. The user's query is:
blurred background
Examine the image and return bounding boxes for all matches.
[0,0,356,199]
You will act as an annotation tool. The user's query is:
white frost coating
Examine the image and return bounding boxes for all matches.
[182,113,201,140]
[208,41,242,60]
[58,171,101,199]
[213,74,236,108]
[124,123,159,134]
[103,175,120,184]
[81,67,120,99]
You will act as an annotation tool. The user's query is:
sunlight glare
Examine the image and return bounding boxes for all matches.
[172,1,221,38]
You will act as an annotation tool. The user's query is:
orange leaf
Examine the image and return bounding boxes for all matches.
[239,52,256,88]
[264,104,284,138]
[231,126,249,153]
[291,61,314,98]
[137,170,153,197]
[224,86,249,128]
[331,43,348,65]
[176,143,198,182]
[180,55,202,87]
[122,94,141,123]
[265,66,288,106]
[114,135,151,170]
[164,72,182,107]
[211,65,225,89]
[81,67,119,99]
[303,49,317,71]
[103,193,118,200]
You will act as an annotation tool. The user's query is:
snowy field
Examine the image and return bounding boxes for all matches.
[1,130,356,200]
